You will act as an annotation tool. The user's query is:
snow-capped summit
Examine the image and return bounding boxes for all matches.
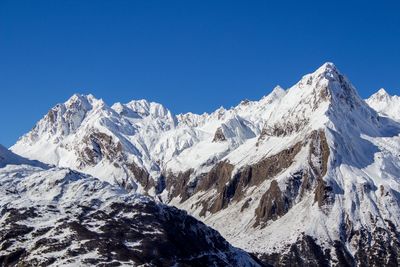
[10,63,400,266]
[259,62,376,141]
[366,88,400,122]
[266,85,285,98]
[164,63,400,266]
[373,88,391,99]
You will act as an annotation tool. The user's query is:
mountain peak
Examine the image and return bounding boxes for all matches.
[377,88,389,96]
[271,85,286,95]
[305,62,365,106]
[367,88,400,121]
[65,93,104,108]
[318,61,336,70]
[367,88,392,103]
[311,62,342,82]
[67,93,91,103]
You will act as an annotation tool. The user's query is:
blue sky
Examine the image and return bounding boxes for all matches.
[1,0,399,147]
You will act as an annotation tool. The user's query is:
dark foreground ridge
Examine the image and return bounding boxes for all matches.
[0,151,258,267]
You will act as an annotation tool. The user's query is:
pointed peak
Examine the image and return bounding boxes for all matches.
[376,88,389,96]
[312,62,341,78]
[65,93,101,107]
[271,85,286,95]
[294,62,344,92]
[67,93,91,101]
[369,88,391,99]
[319,61,336,70]
[126,99,150,106]
[239,99,251,106]
[260,85,286,103]
[216,106,226,112]
[367,88,391,104]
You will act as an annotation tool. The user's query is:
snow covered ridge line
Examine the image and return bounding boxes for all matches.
[11,62,398,194]
[11,75,287,193]
[0,146,259,266]
[10,62,400,266]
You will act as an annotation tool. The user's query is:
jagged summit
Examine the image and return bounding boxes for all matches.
[377,87,389,95]
[367,87,400,121]
[271,84,285,94]
[367,88,392,102]
[9,63,400,266]
[258,62,376,140]
[12,62,376,184]
[315,61,337,72]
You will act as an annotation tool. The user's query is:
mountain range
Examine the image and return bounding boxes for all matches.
[2,62,400,266]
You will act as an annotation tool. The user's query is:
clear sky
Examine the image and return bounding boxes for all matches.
[1,0,399,147]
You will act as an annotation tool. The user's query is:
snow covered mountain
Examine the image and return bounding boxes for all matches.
[11,84,285,195]
[0,145,258,266]
[11,62,400,266]
[366,88,400,122]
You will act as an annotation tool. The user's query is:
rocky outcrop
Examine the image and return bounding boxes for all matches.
[254,180,287,227]
[77,130,157,192]
[259,119,310,139]
[352,223,400,266]
[256,235,331,267]
[253,130,331,226]
[212,127,227,142]
[78,130,123,167]
[0,165,258,267]
[164,130,332,229]
[165,141,303,216]
[126,161,154,191]
[164,169,194,202]
[308,130,333,208]
[256,221,400,267]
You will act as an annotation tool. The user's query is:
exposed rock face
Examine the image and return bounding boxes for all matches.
[9,63,400,267]
[0,162,259,267]
[238,142,303,189]
[212,127,227,142]
[254,180,287,227]
[253,130,331,226]
[308,130,334,208]
[259,119,310,139]
[201,162,235,214]
[77,130,156,192]
[255,235,332,267]
[78,130,124,166]
[352,224,400,266]
[165,141,303,217]
[126,161,154,191]
[255,222,400,267]
[164,169,194,202]
[165,130,330,223]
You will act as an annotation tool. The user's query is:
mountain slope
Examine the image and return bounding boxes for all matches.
[11,62,400,266]
[11,86,285,194]
[0,146,259,267]
[163,63,400,266]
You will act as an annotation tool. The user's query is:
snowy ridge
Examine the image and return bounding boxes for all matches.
[12,83,286,193]
[0,144,48,169]
[0,147,258,266]
[10,62,400,266]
